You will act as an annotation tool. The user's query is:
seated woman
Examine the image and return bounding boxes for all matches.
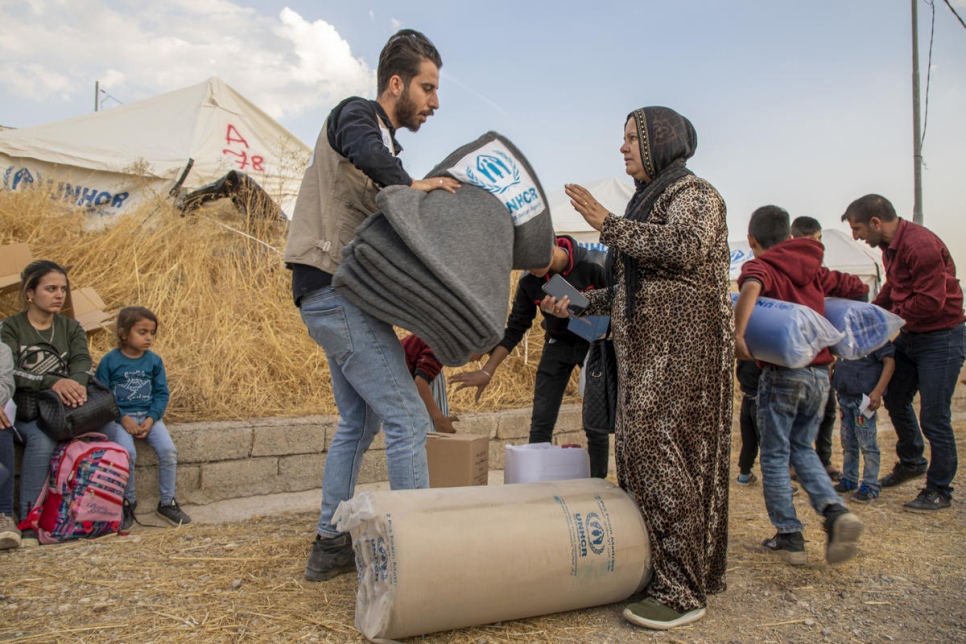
[0,260,100,547]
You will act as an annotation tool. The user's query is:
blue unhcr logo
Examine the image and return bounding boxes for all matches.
[585,512,606,555]
[3,165,37,190]
[465,150,521,195]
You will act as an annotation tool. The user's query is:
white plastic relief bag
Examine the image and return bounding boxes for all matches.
[823,298,905,360]
[732,293,845,369]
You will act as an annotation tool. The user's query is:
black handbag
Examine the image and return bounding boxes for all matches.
[36,373,120,442]
[13,343,65,423]
[582,337,617,434]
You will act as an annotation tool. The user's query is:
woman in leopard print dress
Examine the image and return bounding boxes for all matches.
[556,107,734,630]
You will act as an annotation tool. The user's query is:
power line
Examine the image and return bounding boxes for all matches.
[98,88,125,109]
[941,0,966,30]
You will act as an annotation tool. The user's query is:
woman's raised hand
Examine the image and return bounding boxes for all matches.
[565,183,608,231]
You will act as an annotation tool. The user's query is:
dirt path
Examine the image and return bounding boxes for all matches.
[1,425,965,643]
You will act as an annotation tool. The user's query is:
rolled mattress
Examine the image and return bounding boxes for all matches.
[333,477,651,642]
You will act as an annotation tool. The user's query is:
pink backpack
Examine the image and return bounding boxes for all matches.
[20,433,130,544]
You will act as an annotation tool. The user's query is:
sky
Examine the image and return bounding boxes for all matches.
[1,0,965,271]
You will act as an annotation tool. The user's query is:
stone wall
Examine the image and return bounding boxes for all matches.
[20,368,966,509]
[128,406,592,509]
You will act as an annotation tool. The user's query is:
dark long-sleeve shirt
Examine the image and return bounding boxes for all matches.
[873,219,965,333]
[326,98,411,188]
[498,237,608,351]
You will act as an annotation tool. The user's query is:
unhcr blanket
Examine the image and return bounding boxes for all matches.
[333,132,554,365]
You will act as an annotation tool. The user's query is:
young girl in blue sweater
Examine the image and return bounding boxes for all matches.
[96,307,190,529]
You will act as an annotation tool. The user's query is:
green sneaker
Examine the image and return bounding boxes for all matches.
[622,598,706,630]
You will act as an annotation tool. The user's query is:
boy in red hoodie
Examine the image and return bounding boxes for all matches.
[734,206,869,566]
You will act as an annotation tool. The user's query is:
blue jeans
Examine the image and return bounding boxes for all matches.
[105,412,178,504]
[10,419,56,516]
[837,393,881,493]
[0,427,14,515]
[299,287,430,538]
[883,324,965,495]
[758,366,844,533]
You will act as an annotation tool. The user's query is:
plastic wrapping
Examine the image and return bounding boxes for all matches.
[823,298,905,359]
[333,478,651,643]
[732,293,845,368]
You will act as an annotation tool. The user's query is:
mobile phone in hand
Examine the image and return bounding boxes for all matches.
[541,274,589,315]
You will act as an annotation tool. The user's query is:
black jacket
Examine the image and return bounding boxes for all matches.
[498,236,608,351]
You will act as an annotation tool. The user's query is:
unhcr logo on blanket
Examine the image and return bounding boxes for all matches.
[448,139,544,227]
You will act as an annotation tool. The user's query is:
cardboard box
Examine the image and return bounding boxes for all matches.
[425,432,489,488]
[62,286,117,334]
[0,242,32,296]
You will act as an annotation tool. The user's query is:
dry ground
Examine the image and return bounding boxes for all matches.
[2,424,965,644]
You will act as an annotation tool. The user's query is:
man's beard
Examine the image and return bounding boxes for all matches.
[395,86,425,132]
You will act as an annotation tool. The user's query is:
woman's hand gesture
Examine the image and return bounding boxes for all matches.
[565,183,608,231]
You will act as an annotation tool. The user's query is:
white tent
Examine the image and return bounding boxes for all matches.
[729,228,884,296]
[547,177,635,248]
[0,77,310,217]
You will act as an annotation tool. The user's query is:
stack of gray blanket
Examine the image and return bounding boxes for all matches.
[333,132,554,366]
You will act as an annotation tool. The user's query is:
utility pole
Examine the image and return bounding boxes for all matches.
[95,80,99,112]
[911,0,924,224]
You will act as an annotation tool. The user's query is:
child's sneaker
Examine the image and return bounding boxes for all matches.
[20,529,39,548]
[736,472,758,485]
[833,479,858,494]
[157,500,191,526]
[121,499,137,532]
[823,504,864,564]
[761,531,806,566]
[851,484,879,503]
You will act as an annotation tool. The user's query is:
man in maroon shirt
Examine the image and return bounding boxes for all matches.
[843,194,966,512]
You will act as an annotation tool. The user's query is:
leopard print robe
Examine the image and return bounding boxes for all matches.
[586,174,734,613]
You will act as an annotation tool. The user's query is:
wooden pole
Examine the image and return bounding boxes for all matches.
[911,0,924,224]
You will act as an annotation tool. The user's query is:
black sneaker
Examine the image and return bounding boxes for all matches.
[736,472,758,485]
[157,500,192,526]
[761,531,806,566]
[823,504,864,564]
[121,499,137,532]
[851,483,879,503]
[305,533,356,582]
[903,488,951,513]
[879,462,927,488]
[834,479,858,494]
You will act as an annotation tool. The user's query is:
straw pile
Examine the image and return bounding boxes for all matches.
[0,188,573,422]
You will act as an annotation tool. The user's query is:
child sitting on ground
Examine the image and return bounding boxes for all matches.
[831,340,895,502]
[734,205,868,567]
[96,306,190,530]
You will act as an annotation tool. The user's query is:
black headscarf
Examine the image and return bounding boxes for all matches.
[611,106,697,319]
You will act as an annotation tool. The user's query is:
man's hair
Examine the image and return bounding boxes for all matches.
[748,205,790,250]
[377,29,442,95]
[790,216,822,238]
[841,194,897,224]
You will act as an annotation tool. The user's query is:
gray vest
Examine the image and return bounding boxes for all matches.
[284,116,390,273]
